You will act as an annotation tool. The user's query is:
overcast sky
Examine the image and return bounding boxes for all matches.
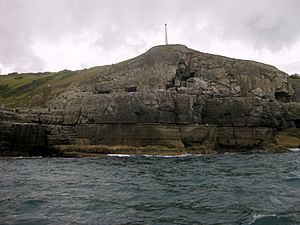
[0,0,300,75]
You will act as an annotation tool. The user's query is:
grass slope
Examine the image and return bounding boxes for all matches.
[0,66,107,108]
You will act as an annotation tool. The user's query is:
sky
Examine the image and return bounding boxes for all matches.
[0,0,300,75]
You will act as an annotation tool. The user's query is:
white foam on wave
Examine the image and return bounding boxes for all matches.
[14,156,43,159]
[107,154,203,158]
[249,214,276,225]
[107,154,131,157]
[253,214,276,219]
[289,148,300,152]
[144,154,187,158]
[145,154,204,158]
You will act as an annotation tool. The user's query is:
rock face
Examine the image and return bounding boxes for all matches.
[290,78,300,102]
[1,44,300,156]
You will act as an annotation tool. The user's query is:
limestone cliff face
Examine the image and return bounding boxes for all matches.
[49,45,293,104]
[1,45,300,156]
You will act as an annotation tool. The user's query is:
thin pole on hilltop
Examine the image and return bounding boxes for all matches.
[165,24,168,45]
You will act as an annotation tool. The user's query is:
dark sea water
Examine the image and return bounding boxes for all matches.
[0,152,300,225]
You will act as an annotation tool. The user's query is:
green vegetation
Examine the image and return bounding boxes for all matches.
[0,66,108,108]
[290,73,300,79]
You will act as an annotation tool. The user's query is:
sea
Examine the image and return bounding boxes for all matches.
[0,151,300,225]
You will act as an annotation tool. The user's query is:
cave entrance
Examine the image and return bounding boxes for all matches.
[125,86,137,92]
[294,120,300,128]
[275,91,290,102]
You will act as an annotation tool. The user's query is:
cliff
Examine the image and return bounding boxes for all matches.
[1,44,299,156]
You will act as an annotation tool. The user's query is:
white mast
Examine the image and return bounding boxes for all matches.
[165,24,168,45]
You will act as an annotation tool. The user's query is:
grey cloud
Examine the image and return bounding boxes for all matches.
[1,0,300,73]
[0,1,45,72]
[0,33,45,72]
[184,0,300,51]
[281,61,300,75]
[93,26,147,53]
[0,0,66,72]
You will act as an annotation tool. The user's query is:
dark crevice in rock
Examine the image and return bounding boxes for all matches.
[275,91,291,102]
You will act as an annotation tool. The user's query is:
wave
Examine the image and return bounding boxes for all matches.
[144,154,198,158]
[283,171,300,183]
[249,214,295,225]
[107,154,203,158]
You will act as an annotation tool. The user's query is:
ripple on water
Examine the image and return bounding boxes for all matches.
[0,152,300,225]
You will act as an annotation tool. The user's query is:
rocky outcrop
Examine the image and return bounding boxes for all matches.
[1,45,300,156]
[216,127,274,151]
[290,78,300,102]
[65,45,293,100]
[0,121,55,156]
